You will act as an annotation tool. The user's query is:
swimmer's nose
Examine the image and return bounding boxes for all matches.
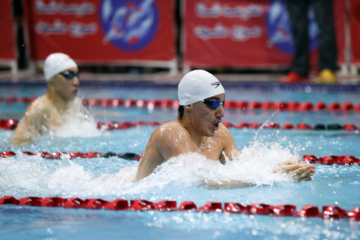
[216,104,225,118]
[73,76,80,86]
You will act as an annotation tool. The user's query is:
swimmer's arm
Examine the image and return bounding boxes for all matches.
[135,125,192,181]
[134,126,189,181]
[202,179,255,189]
[219,124,241,163]
[11,121,33,146]
[134,143,164,181]
[11,104,44,146]
[134,127,165,181]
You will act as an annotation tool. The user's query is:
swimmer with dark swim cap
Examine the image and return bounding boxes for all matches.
[135,70,315,185]
[11,53,90,146]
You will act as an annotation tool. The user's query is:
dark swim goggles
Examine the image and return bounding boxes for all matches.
[201,99,225,110]
[59,70,79,80]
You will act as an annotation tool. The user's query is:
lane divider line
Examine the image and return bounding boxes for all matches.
[0,196,359,221]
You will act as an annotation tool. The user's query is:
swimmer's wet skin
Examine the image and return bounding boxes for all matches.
[134,70,316,184]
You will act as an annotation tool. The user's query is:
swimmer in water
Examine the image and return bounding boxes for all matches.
[11,53,89,146]
[135,70,316,185]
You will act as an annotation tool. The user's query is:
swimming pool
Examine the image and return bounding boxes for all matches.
[1,81,360,239]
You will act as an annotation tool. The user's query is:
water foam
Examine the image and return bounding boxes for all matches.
[137,140,300,190]
[52,111,101,138]
[0,137,307,199]
[47,159,137,197]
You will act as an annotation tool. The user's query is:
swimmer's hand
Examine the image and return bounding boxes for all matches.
[277,161,316,182]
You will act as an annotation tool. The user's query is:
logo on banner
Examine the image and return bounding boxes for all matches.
[99,0,159,51]
[265,0,318,54]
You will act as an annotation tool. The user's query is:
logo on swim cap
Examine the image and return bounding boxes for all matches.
[265,0,318,54]
[99,0,159,52]
[211,81,221,88]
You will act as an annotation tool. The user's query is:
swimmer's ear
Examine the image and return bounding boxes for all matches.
[184,105,192,111]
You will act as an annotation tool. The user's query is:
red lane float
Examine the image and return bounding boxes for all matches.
[64,198,86,208]
[2,97,360,112]
[153,200,178,211]
[1,119,359,131]
[198,202,223,212]
[1,151,359,166]
[178,201,197,211]
[0,196,359,221]
[322,206,348,220]
[224,202,246,213]
[303,155,360,165]
[347,207,360,221]
[247,203,273,215]
[272,204,297,216]
[296,205,322,218]
[0,119,18,130]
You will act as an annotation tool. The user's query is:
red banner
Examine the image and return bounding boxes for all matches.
[182,0,345,69]
[23,0,175,64]
[350,0,360,64]
[0,0,16,60]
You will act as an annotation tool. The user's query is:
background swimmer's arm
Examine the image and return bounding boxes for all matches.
[219,124,241,163]
[11,104,45,146]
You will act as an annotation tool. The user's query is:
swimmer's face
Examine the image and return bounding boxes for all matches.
[50,67,79,101]
[191,93,225,137]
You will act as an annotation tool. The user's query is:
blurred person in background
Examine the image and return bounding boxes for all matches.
[281,0,338,84]
[11,53,90,146]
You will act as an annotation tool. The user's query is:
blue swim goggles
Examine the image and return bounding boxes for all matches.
[201,99,225,110]
[59,70,79,80]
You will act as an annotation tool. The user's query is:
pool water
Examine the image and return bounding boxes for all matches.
[0,82,360,240]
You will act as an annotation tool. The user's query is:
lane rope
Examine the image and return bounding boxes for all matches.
[0,151,359,166]
[2,81,360,92]
[0,151,141,160]
[1,119,359,131]
[0,196,359,221]
[1,97,360,112]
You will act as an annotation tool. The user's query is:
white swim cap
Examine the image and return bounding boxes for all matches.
[178,70,225,105]
[43,53,77,80]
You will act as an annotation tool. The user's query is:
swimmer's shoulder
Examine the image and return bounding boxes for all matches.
[151,120,190,145]
[150,120,192,159]
[211,123,236,149]
[14,96,50,135]
[153,120,187,136]
[217,122,233,138]
[24,95,51,116]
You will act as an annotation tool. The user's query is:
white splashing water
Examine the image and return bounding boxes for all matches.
[137,140,300,190]
[0,139,307,199]
[52,112,101,138]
